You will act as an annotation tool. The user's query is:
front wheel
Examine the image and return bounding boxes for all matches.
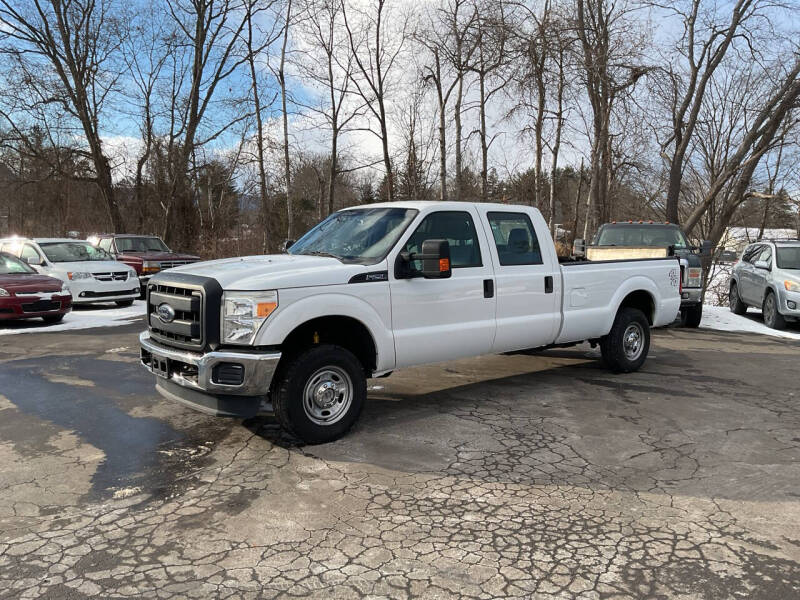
[600,307,650,373]
[42,314,64,324]
[273,344,366,444]
[115,299,134,308]
[681,304,703,328]
[762,292,786,330]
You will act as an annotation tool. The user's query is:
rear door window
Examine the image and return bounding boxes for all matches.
[487,212,543,265]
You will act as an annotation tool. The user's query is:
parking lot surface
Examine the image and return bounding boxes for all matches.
[1,318,799,599]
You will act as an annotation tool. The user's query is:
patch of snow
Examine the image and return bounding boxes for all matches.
[0,301,146,336]
[112,486,142,500]
[700,304,800,340]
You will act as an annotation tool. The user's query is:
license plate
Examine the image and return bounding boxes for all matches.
[151,354,170,379]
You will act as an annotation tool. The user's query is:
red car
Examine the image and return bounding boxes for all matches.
[0,252,72,324]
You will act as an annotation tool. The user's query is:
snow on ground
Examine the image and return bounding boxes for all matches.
[700,304,800,340]
[0,300,146,336]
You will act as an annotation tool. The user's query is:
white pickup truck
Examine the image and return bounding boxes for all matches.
[140,202,681,443]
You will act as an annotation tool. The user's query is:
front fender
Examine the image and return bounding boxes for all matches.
[254,291,395,371]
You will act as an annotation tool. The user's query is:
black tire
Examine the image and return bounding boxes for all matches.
[729,283,747,315]
[115,299,134,307]
[42,314,64,324]
[600,307,650,374]
[681,304,703,328]
[762,291,786,330]
[273,344,366,444]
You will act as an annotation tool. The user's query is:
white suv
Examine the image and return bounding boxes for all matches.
[729,240,800,329]
[0,238,140,306]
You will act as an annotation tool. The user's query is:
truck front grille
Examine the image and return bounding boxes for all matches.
[160,260,195,270]
[147,283,204,350]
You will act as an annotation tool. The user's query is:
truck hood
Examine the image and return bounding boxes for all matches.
[168,254,376,290]
[120,251,201,263]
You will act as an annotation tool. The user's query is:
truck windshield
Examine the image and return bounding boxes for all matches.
[595,225,689,248]
[776,247,800,270]
[116,237,170,252]
[40,242,113,262]
[288,207,418,264]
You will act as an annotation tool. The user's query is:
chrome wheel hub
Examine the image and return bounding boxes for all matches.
[622,323,644,361]
[303,366,353,426]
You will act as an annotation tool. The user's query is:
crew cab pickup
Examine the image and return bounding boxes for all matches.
[140,202,681,443]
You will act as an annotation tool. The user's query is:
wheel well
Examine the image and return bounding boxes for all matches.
[280,316,377,375]
[619,290,655,325]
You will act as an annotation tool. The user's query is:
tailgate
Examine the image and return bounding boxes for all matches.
[586,246,669,261]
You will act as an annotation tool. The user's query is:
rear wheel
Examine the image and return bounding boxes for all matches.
[762,292,786,330]
[273,344,366,444]
[115,299,134,308]
[729,283,747,315]
[681,304,703,328]
[600,307,650,373]
[42,314,64,324]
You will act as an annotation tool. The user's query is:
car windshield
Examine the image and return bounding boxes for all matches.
[40,242,113,262]
[776,247,800,270]
[115,237,170,252]
[288,207,419,264]
[595,224,689,248]
[0,253,36,274]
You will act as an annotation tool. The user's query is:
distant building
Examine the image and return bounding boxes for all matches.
[719,227,797,252]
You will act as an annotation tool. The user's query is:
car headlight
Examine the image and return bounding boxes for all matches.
[60,283,70,294]
[686,267,702,288]
[0,288,9,297]
[785,280,800,292]
[142,261,161,274]
[67,272,92,280]
[221,291,278,345]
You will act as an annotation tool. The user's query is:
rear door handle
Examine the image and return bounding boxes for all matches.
[545,276,554,294]
[483,279,494,298]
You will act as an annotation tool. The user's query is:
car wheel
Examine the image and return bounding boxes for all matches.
[729,283,747,315]
[272,344,366,444]
[115,299,134,308]
[681,304,703,328]
[600,307,650,374]
[42,314,64,324]
[762,292,786,330]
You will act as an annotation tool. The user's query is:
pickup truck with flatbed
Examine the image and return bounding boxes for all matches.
[140,202,681,443]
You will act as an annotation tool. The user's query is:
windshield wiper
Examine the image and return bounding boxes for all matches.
[303,251,343,261]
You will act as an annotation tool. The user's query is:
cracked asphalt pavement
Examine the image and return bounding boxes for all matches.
[1,318,799,599]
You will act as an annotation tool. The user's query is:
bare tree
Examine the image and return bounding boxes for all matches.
[342,0,410,203]
[0,0,125,231]
[655,0,761,225]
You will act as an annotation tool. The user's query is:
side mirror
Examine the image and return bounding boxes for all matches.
[700,240,713,257]
[419,239,451,279]
[573,238,586,258]
[754,260,770,270]
[24,256,43,266]
[282,239,295,252]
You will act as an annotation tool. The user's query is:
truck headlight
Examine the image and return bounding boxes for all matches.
[68,272,92,280]
[686,268,702,288]
[785,280,800,293]
[142,261,161,274]
[0,288,9,297]
[221,291,278,345]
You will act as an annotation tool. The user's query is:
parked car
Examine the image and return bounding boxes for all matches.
[0,238,140,306]
[91,234,200,297]
[140,201,681,443]
[0,251,72,323]
[729,239,800,329]
[573,221,711,328]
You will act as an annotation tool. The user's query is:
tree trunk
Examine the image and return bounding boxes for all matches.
[280,0,293,238]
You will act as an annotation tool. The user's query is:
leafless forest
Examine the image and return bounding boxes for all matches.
[0,0,798,257]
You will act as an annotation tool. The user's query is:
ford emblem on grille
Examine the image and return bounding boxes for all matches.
[157,303,176,323]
